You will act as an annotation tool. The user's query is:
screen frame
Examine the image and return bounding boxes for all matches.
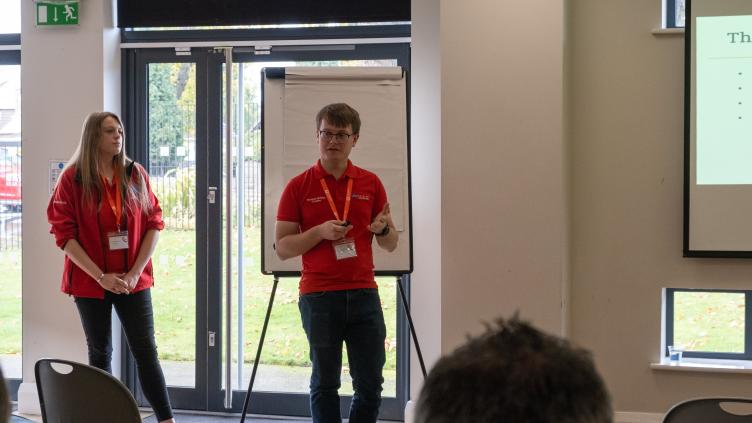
[683,0,752,258]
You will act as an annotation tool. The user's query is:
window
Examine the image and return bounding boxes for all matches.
[665,288,749,359]
[666,0,686,28]
[0,0,21,400]
[0,0,20,34]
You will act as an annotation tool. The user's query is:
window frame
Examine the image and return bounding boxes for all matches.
[120,24,411,45]
[121,38,412,420]
[665,0,688,28]
[665,288,752,360]
[666,0,680,28]
[0,31,21,401]
[0,34,20,65]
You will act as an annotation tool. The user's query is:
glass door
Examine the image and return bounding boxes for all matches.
[123,48,215,410]
[219,54,409,419]
[124,43,410,419]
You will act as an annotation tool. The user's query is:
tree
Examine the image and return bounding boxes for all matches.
[149,64,184,168]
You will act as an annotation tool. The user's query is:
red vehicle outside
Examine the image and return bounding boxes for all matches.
[0,146,21,211]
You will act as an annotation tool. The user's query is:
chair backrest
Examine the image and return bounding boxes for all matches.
[35,358,141,423]
[663,398,752,423]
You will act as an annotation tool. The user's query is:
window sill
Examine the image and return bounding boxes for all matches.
[651,358,752,374]
[651,27,685,36]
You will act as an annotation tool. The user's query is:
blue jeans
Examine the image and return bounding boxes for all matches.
[299,288,386,423]
[74,289,173,421]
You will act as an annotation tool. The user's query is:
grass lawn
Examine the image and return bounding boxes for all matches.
[151,227,399,370]
[0,249,21,354]
[0,226,398,373]
[673,291,745,352]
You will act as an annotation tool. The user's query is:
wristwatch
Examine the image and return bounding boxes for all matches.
[376,224,390,237]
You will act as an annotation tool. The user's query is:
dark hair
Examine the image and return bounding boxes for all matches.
[0,365,8,423]
[315,103,361,134]
[415,315,613,423]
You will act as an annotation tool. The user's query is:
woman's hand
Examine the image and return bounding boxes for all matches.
[118,271,141,292]
[98,273,131,295]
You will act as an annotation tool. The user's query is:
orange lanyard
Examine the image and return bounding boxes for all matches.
[320,178,353,222]
[101,174,123,230]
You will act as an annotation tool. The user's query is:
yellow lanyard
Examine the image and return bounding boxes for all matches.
[101,174,123,230]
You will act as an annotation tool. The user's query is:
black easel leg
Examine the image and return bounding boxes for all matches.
[240,276,279,422]
[397,275,427,378]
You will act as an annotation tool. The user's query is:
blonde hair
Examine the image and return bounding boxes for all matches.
[66,112,152,212]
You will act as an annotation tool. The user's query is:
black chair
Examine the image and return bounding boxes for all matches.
[35,358,142,423]
[663,398,752,423]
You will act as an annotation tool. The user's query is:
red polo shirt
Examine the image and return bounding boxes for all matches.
[277,160,387,294]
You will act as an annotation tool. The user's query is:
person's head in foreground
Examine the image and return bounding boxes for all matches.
[0,365,9,423]
[415,315,613,423]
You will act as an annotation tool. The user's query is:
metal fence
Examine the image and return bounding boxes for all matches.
[150,157,262,231]
[0,141,22,251]
[148,89,262,232]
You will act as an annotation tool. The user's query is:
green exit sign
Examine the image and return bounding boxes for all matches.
[36,1,79,26]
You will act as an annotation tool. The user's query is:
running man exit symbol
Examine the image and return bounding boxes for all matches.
[36,1,79,26]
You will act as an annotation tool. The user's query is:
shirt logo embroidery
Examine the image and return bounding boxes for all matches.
[306,196,326,204]
[352,194,370,201]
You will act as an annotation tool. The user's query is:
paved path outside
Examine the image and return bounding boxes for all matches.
[161,359,398,397]
[1,354,398,397]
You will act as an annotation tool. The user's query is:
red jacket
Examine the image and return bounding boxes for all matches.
[47,162,164,299]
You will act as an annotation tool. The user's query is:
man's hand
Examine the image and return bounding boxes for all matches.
[369,203,393,234]
[318,220,354,240]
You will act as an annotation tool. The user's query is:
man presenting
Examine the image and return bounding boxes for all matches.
[275,103,398,423]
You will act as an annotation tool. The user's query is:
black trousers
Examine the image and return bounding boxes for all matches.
[299,288,386,423]
[74,289,173,421]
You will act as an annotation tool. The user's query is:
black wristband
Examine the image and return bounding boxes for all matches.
[376,224,390,237]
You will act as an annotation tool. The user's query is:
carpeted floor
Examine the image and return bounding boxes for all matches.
[142,412,304,422]
[14,411,307,422]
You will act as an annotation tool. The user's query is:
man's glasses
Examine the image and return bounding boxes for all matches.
[319,130,353,143]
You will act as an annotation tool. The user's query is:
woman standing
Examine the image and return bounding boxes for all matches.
[47,112,175,423]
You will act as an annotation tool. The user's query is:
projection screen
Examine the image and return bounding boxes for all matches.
[686,0,752,257]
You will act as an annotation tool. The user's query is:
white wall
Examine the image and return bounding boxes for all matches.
[23,0,746,419]
[439,0,567,347]
[408,0,567,408]
[569,0,752,415]
[408,0,443,403]
[19,0,119,412]
[406,1,567,419]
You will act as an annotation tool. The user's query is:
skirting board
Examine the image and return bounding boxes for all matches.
[404,402,663,423]
[615,412,664,423]
[17,382,40,415]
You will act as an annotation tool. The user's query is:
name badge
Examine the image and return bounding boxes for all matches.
[107,231,129,250]
[333,237,357,260]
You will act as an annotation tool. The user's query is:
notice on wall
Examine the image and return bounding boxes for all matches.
[49,160,66,195]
